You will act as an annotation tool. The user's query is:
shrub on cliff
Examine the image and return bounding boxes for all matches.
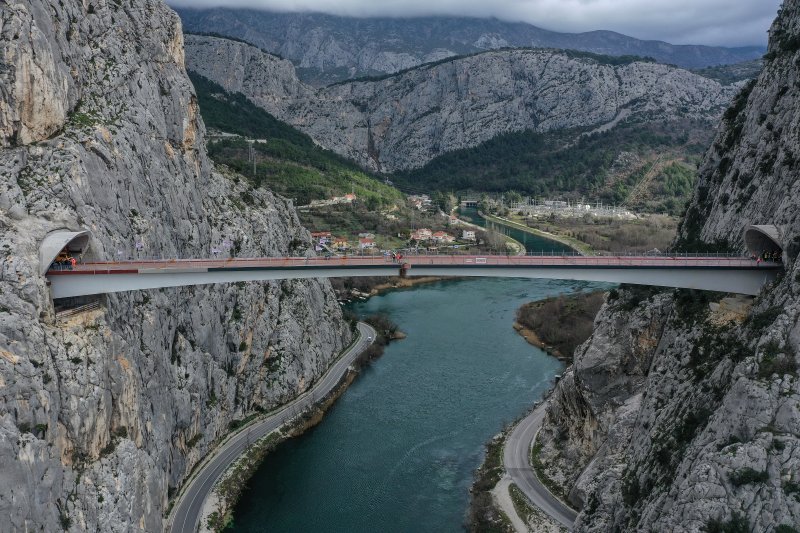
[516,291,605,359]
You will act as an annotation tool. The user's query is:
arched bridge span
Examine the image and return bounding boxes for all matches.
[46,254,781,299]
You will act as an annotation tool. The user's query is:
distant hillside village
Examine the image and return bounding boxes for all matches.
[310,222,477,254]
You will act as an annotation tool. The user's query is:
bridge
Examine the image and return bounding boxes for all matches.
[45,254,781,298]
[41,226,785,299]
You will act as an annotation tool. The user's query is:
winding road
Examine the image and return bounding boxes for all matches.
[169,321,376,533]
[504,402,578,530]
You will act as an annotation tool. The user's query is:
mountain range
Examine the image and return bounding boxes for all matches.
[184,34,739,174]
[176,9,765,85]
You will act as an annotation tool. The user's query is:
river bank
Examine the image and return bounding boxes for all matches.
[203,370,358,531]
[197,317,405,532]
[467,404,567,533]
[513,291,606,362]
[481,212,590,255]
[232,278,569,532]
[468,289,608,532]
[168,323,378,533]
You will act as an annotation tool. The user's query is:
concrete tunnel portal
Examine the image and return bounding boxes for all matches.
[744,225,784,260]
[39,230,92,275]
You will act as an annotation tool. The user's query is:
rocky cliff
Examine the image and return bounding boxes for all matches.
[0,1,350,531]
[185,35,739,173]
[536,2,800,530]
[176,10,766,85]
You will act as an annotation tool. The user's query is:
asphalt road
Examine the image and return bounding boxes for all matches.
[169,322,376,533]
[504,402,578,530]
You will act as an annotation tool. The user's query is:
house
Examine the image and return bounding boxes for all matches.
[332,237,349,250]
[357,232,375,239]
[432,231,455,244]
[462,230,476,241]
[359,237,376,249]
[448,215,462,226]
[410,228,433,241]
[311,231,332,244]
[331,193,357,204]
[408,195,432,210]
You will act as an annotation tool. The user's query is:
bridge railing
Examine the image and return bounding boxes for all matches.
[49,243,787,276]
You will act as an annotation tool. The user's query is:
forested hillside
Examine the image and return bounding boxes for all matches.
[395,119,710,214]
[190,72,402,207]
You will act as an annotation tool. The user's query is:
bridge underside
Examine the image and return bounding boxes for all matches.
[49,265,778,299]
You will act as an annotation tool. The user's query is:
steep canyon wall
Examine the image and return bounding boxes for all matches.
[0,1,350,530]
[536,2,800,530]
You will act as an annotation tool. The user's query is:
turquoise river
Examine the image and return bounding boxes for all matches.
[232,216,598,532]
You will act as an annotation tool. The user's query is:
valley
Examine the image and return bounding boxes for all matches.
[1,2,797,533]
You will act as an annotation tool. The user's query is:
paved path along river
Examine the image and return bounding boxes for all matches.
[231,277,604,532]
[169,322,376,533]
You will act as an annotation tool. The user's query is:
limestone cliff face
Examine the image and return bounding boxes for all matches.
[537,2,800,530]
[184,36,739,173]
[0,1,350,531]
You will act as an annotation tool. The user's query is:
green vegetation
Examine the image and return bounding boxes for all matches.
[692,60,763,85]
[687,325,750,380]
[561,49,656,65]
[332,47,655,87]
[189,72,402,207]
[748,306,782,331]
[468,434,514,533]
[208,432,281,532]
[530,440,568,501]
[353,314,400,367]
[518,214,679,254]
[516,291,605,360]
[674,289,712,326]
[729,468,769,486]
[395,120,711,214]
[613,285,664,312]
[185,32,282,58]
[758,341,798,379]
[704,513,750,533]
[508,484,551,528]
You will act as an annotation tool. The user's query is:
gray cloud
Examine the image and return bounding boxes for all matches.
[167,0,781,47]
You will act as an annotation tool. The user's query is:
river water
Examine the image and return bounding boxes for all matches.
[232,213,596,532]
[458,207,572,254]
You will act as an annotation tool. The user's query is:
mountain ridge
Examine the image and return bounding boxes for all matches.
[176,9,765,85]
[185,34,740,173]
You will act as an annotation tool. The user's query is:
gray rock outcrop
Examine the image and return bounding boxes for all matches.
[185,35,739,173]
[0,1,350,531]
[536,1,800,530]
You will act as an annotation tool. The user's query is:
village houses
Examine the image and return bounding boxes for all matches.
[410,228,433,241]
[358,237,376,250]
[331,237,349,251]
[432,231,455,244]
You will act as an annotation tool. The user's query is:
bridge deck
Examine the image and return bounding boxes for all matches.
[48,254,774,274]
[46,255,781,299]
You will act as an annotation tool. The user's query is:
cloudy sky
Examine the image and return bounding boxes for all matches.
[168,0,782,47]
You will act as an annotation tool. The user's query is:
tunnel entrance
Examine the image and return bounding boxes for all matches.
[39,230,92,275]
[40,230,100,314]
[744,225,783,260]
